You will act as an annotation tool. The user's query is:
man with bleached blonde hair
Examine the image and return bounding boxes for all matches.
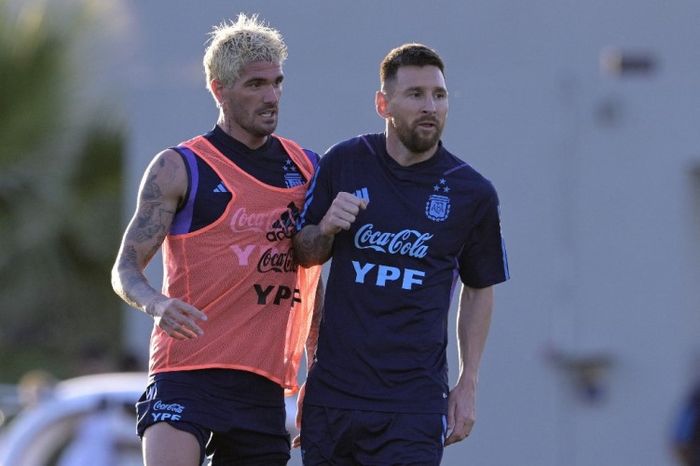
[112,13,322,466]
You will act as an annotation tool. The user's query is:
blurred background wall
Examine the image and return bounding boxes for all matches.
[2,0,700,465]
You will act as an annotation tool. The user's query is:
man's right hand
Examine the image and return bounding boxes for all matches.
[146,297,208,340]
[318,192,368,236]
[293,192,367,267]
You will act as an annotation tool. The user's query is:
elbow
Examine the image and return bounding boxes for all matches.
[293,249,319,268]
[292,225,332,267]
[292,234,317,267]
[296,259,313,268]
[110,262,122,294]
[110,257,134,296]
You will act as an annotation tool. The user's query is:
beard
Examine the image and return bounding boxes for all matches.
[392,116,444,153]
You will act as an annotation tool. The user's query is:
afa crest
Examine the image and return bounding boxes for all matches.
[425,194,450,222]
[284,173,304,188]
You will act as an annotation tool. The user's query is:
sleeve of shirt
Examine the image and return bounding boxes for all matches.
[303,149,321,172]
[671,388,700,462]
[673,397,698,444]
[457,183,510,288]
[297,149,336,229]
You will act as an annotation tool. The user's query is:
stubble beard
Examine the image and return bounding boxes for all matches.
[241,112,277,138]
[228,103,278,139]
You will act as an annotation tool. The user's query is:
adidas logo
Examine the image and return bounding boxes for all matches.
[354,187,370,203]
[267,202,301,242]
[213,183,228,193]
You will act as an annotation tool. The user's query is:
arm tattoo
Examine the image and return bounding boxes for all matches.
[112,154,181,313]
[113,245,161,313]
[294,226,334,266]
[133,201,173,243]
[142,172,162,201]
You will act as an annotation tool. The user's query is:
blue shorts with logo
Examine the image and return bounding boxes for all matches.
[300,404,446,466]
[136,369,290,466]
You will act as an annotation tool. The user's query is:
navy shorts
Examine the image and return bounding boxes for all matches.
[136,369,290,466]
[300,404,446,466]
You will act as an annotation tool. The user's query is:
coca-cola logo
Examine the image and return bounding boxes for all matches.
[230,203,301,243]
[257,247,297,273]
[153,400,185,414]
[230,207,280,234]
[353,224,432,258]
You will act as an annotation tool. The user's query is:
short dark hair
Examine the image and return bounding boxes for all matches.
[379,43,445,87]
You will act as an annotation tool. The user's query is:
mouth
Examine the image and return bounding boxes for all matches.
[258,108,277,119]
[416,121,437,130]
[416,117,438,127]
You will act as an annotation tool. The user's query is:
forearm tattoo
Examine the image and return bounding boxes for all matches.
[115,245,158,312]
[294,226,334,265]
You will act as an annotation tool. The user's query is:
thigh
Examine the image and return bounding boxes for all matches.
[354,411,446,466]
[142,422,201,466]
[300,404,355,466]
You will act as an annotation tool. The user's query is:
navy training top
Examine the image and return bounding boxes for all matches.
[298,132,509,414]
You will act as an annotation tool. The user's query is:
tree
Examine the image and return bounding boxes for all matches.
[0,0,125,381]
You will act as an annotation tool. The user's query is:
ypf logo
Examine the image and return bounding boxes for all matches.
[151,400,185,423]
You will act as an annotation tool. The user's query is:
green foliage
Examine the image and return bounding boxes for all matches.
[0,1,67,166]
[0,1,126,382]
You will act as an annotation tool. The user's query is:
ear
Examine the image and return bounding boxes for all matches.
[211,79,225,106]
[375,90,390,119]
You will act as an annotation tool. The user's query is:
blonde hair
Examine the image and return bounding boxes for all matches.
[203,13,287,96]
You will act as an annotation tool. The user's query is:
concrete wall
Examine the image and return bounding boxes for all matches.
[111,1,700,464]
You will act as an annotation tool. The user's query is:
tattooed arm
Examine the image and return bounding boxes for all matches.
[111,149,207,340]
[293,192,368,267]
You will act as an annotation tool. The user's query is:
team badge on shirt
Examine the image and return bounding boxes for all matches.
[283,158,304,188]
[426,178,451,222]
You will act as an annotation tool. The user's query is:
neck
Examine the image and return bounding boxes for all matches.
[217,113,267,150]
[384,128,438,167]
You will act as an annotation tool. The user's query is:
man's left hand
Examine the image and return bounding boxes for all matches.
[445,382,476,446]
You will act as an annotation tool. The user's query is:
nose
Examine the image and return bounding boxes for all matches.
[263,84,281,104]
[422,95,437,113]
